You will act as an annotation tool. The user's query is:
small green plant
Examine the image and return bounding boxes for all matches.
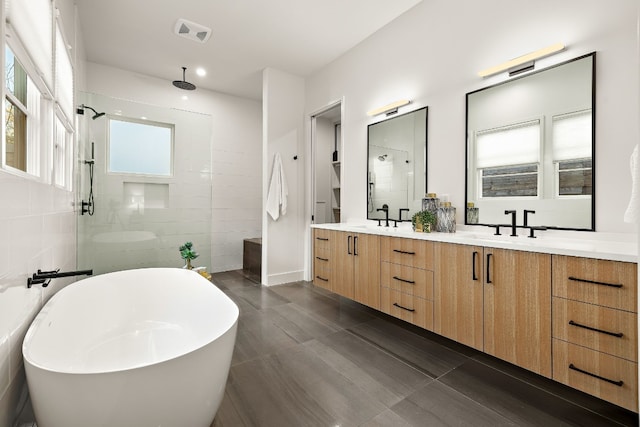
[179,241,199,261]
[411,210,437,232]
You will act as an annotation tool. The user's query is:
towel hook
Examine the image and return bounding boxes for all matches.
[293,155,298,160]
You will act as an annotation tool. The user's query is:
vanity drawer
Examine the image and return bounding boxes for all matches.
[313,229,332,251]
[380,262,433,300]
[381,287,433,330]
[552,255,637,312]
[553,339,638,412]
[381,237,433,270]
[553,297,637,362]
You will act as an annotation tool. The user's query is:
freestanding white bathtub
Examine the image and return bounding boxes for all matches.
[22,268,238,427]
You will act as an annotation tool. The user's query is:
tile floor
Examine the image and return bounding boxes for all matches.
[211,270,639,427]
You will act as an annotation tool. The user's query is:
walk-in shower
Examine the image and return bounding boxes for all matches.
[76,93,212,276]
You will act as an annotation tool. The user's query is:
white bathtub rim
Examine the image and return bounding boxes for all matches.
[22,268,239,375]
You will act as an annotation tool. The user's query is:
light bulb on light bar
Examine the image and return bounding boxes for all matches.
[367,99,411,117]
[478,43,566,78]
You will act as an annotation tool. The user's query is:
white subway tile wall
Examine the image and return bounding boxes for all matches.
[0,170,76,425]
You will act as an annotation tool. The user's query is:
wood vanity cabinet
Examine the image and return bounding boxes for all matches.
[434,242,552,378]
[380,237,435,330]
[551,255,638,411]
[329,230,380,308]
[312,228,333,292]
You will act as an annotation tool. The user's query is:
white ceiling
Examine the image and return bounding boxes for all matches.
[76,0,422,100]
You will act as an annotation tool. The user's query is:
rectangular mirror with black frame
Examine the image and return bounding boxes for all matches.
[465,52,595,231]
[367,107,428,223]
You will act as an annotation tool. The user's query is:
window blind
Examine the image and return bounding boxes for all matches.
[55,24,73,121]
[6,0,53,89]
[552,110,592,161]
[476,120,540,168]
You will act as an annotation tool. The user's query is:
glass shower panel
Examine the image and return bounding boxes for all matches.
[76,92,212,275]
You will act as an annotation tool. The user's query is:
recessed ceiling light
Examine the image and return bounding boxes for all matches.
[181,95,189,101]
[196,68,206,77]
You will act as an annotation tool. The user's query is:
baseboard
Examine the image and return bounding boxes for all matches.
[265,270,304,286]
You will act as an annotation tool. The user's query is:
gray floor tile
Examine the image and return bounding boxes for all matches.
[390,381,517,427]
[264,302,340,343]
[311,330,432,406]
[349,318,469,378]
[439,359,629,426]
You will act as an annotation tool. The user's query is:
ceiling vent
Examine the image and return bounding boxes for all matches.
[174,18,211,44]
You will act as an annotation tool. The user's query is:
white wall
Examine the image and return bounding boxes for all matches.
[0,1,82,424]
[262,68,306,285]
[84,63,262,273]
[305,0,639,234]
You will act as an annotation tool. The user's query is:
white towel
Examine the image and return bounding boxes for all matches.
[266,152,288,221]
[623,144,639,224]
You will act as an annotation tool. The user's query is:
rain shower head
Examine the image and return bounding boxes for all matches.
[77,104,106,120]
[378,154,388,161]
[173,67,196,90]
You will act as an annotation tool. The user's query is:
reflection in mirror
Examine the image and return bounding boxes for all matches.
[466,53,595,231]
[367,107,428,223]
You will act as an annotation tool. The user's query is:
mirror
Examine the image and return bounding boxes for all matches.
[466,53,595,231]
[367,107,428,222]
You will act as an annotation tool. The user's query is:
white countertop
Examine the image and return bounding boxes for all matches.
[311,222,638,263]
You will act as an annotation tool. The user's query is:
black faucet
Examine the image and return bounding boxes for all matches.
[504,210,517,236]
[28,269,93,288]
[377,207,389,227]
[399,208,409,222]
[523,210,535,227]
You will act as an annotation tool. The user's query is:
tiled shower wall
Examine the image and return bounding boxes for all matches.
[0,173,77,426]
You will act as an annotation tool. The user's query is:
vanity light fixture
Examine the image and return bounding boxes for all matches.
[367,99,411,117]
[478,42,566,78]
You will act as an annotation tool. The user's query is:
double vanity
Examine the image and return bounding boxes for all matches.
[311,223,638,412]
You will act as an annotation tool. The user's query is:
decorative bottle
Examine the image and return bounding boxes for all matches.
[422,193,439,229]
[466,202,479,224]
[437,202,456,233]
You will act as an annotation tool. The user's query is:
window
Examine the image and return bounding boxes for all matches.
[475,120,541,198]
[54,114,73,189]
[552,110,592,197]
[108,118,173,176]
[4,45,41,175]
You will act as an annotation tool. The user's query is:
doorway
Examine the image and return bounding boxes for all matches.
[311,101,342,225]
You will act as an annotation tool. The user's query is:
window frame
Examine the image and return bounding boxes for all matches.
[106,116,175,178]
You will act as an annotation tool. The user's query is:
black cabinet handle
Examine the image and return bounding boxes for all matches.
[393,302,415,312]
[569,364,624,387]
[347,236,352,255]
[315,256,328,262]
[315,276,329,282]
[486,253,493,284]
[472,251,478,281]
[569,320,624,338]
[316,237,329,241]
[393,249,416,255]
[568,276,623,289]
[393,276,415,284]
[354,236,358,256]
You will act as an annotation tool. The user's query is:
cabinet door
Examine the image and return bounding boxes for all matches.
[331,231,355,299]
[484,248,552,377]
[353,233,380,309]
[434,242,484,350]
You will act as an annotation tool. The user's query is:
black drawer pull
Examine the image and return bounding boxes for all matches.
[315,276,329,282]
[393,276,415,284]
[568,276,623,289]
[316,237,329,241]
[315,256,329,262]
[393,249,416,255]
[569,320,624,338]
[393,302,415,312]
[569,364,624,387]
[472,251,478,281]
